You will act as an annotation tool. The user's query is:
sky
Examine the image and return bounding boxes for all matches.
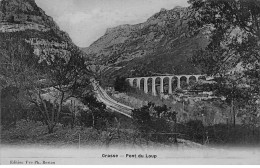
[35,0,189,47]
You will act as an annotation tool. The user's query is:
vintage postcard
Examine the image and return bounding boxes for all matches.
[0,0,260,165]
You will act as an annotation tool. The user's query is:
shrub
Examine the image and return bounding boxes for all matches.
[2,120,46,141]
[132,103,175,143]
[185,120,205,143]
[114,76,132,92]
[80,95,116,130]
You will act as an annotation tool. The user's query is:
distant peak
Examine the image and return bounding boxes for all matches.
[160,8,167,12]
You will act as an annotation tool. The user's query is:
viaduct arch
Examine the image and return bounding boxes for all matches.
[126,75,208,96]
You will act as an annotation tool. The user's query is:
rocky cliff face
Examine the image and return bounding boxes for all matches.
[0,0,56,28]
[83,7,208,81]
[0,0,80,66]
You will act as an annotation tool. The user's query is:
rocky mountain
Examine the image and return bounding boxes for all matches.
[0,0,82,72]
[83,7,209,84]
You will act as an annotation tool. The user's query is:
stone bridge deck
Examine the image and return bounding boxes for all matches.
[126,75,213,96]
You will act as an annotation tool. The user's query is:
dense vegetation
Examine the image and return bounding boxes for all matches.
[132,102,260,145]
[0,30,92,132]
[188,0,260,128]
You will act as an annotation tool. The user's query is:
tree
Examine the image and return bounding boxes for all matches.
[0,34,37,89]
[188,0,260,126]
[132,103,175,144]
[188,0,260,80]
[114,76,132,92]
[26,48,92,133]
[0,35,38,129]
[0,34,93,133]
[189,0,260,80]
[192,101,222,125]
[1,86,25,128]
[80,94,116,130]
[186,120,205,143]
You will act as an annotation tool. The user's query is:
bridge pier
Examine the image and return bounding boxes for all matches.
[136,78,141,90]
[187,77,190,85]
[168,77,173,94]
[152,78,157,96]
[177,77,181,89]
[160,77,164,93]
[195,76,199,82]
[144,78,148,94]
[128,78,134,87]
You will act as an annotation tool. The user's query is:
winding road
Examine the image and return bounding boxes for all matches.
[91,79,133,118]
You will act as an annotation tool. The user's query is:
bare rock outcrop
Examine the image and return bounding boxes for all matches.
[0,0,82,67]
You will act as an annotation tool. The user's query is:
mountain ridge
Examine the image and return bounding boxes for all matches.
[82,6,208,85]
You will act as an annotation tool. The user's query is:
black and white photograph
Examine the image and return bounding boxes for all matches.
[0,0,260,165]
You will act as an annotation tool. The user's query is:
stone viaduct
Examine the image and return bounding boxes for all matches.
[126,75,208,96]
